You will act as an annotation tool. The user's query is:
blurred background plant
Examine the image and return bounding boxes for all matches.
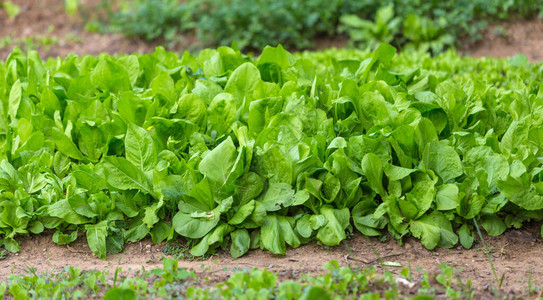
[65,0,79,15]
[0,25,59,52]
[194,0,343,50]
[339,4,401,50]
[80,0,198,48]
[108,0,193,41]
[402,15,454,54]
[1,1,21,19]
[74,0,542,53]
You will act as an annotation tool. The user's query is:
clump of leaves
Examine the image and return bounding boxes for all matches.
[194,0,343,50]
[113,0,188,41]
[1,43,542,261]
[340,4,401,50]
[402,14,454,54]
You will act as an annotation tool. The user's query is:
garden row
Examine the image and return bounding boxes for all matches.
[0,44,541,259]
[92,0,543,51]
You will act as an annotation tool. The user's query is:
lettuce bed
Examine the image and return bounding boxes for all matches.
[0,45,542,259]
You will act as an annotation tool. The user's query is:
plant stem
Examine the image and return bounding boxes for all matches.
[472,218,502,289]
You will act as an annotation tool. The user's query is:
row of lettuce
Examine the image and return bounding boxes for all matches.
[91,0,543,51]
[0,44,541,259]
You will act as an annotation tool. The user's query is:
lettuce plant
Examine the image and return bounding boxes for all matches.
[0,44,541,259]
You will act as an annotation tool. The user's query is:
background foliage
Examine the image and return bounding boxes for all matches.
[87,0,543,51]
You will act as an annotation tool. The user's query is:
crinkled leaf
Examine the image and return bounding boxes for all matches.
[410,211,457,250]
[259,182,295,212]
[316,206,350,246]
[423,142,463,182]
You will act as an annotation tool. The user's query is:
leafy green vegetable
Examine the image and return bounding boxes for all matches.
[125,123,158,172]
[340,4,401,50]
[92,0,543,53]
[86,221,108,259]
[0,44,542,259]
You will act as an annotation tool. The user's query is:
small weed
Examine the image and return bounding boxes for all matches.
[84,21,102,33]
[0,34,59,52]
[1,1,21,19]
[65,33,83,43]
[473,218,505,289]
[0,249,7,260]
[65,0,79,15]
[162,243,212,261]
[492,26,508,38]
[524,269,542,296]
[0,36,13,49]
[400,263,412,281]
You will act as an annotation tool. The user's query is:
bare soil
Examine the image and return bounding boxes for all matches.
[0,0,176,60]
[465,18,543,62]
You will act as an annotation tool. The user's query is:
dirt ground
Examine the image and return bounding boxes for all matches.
[1,223,542,298]
[0,0,164,59]
[466,18,543,62]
